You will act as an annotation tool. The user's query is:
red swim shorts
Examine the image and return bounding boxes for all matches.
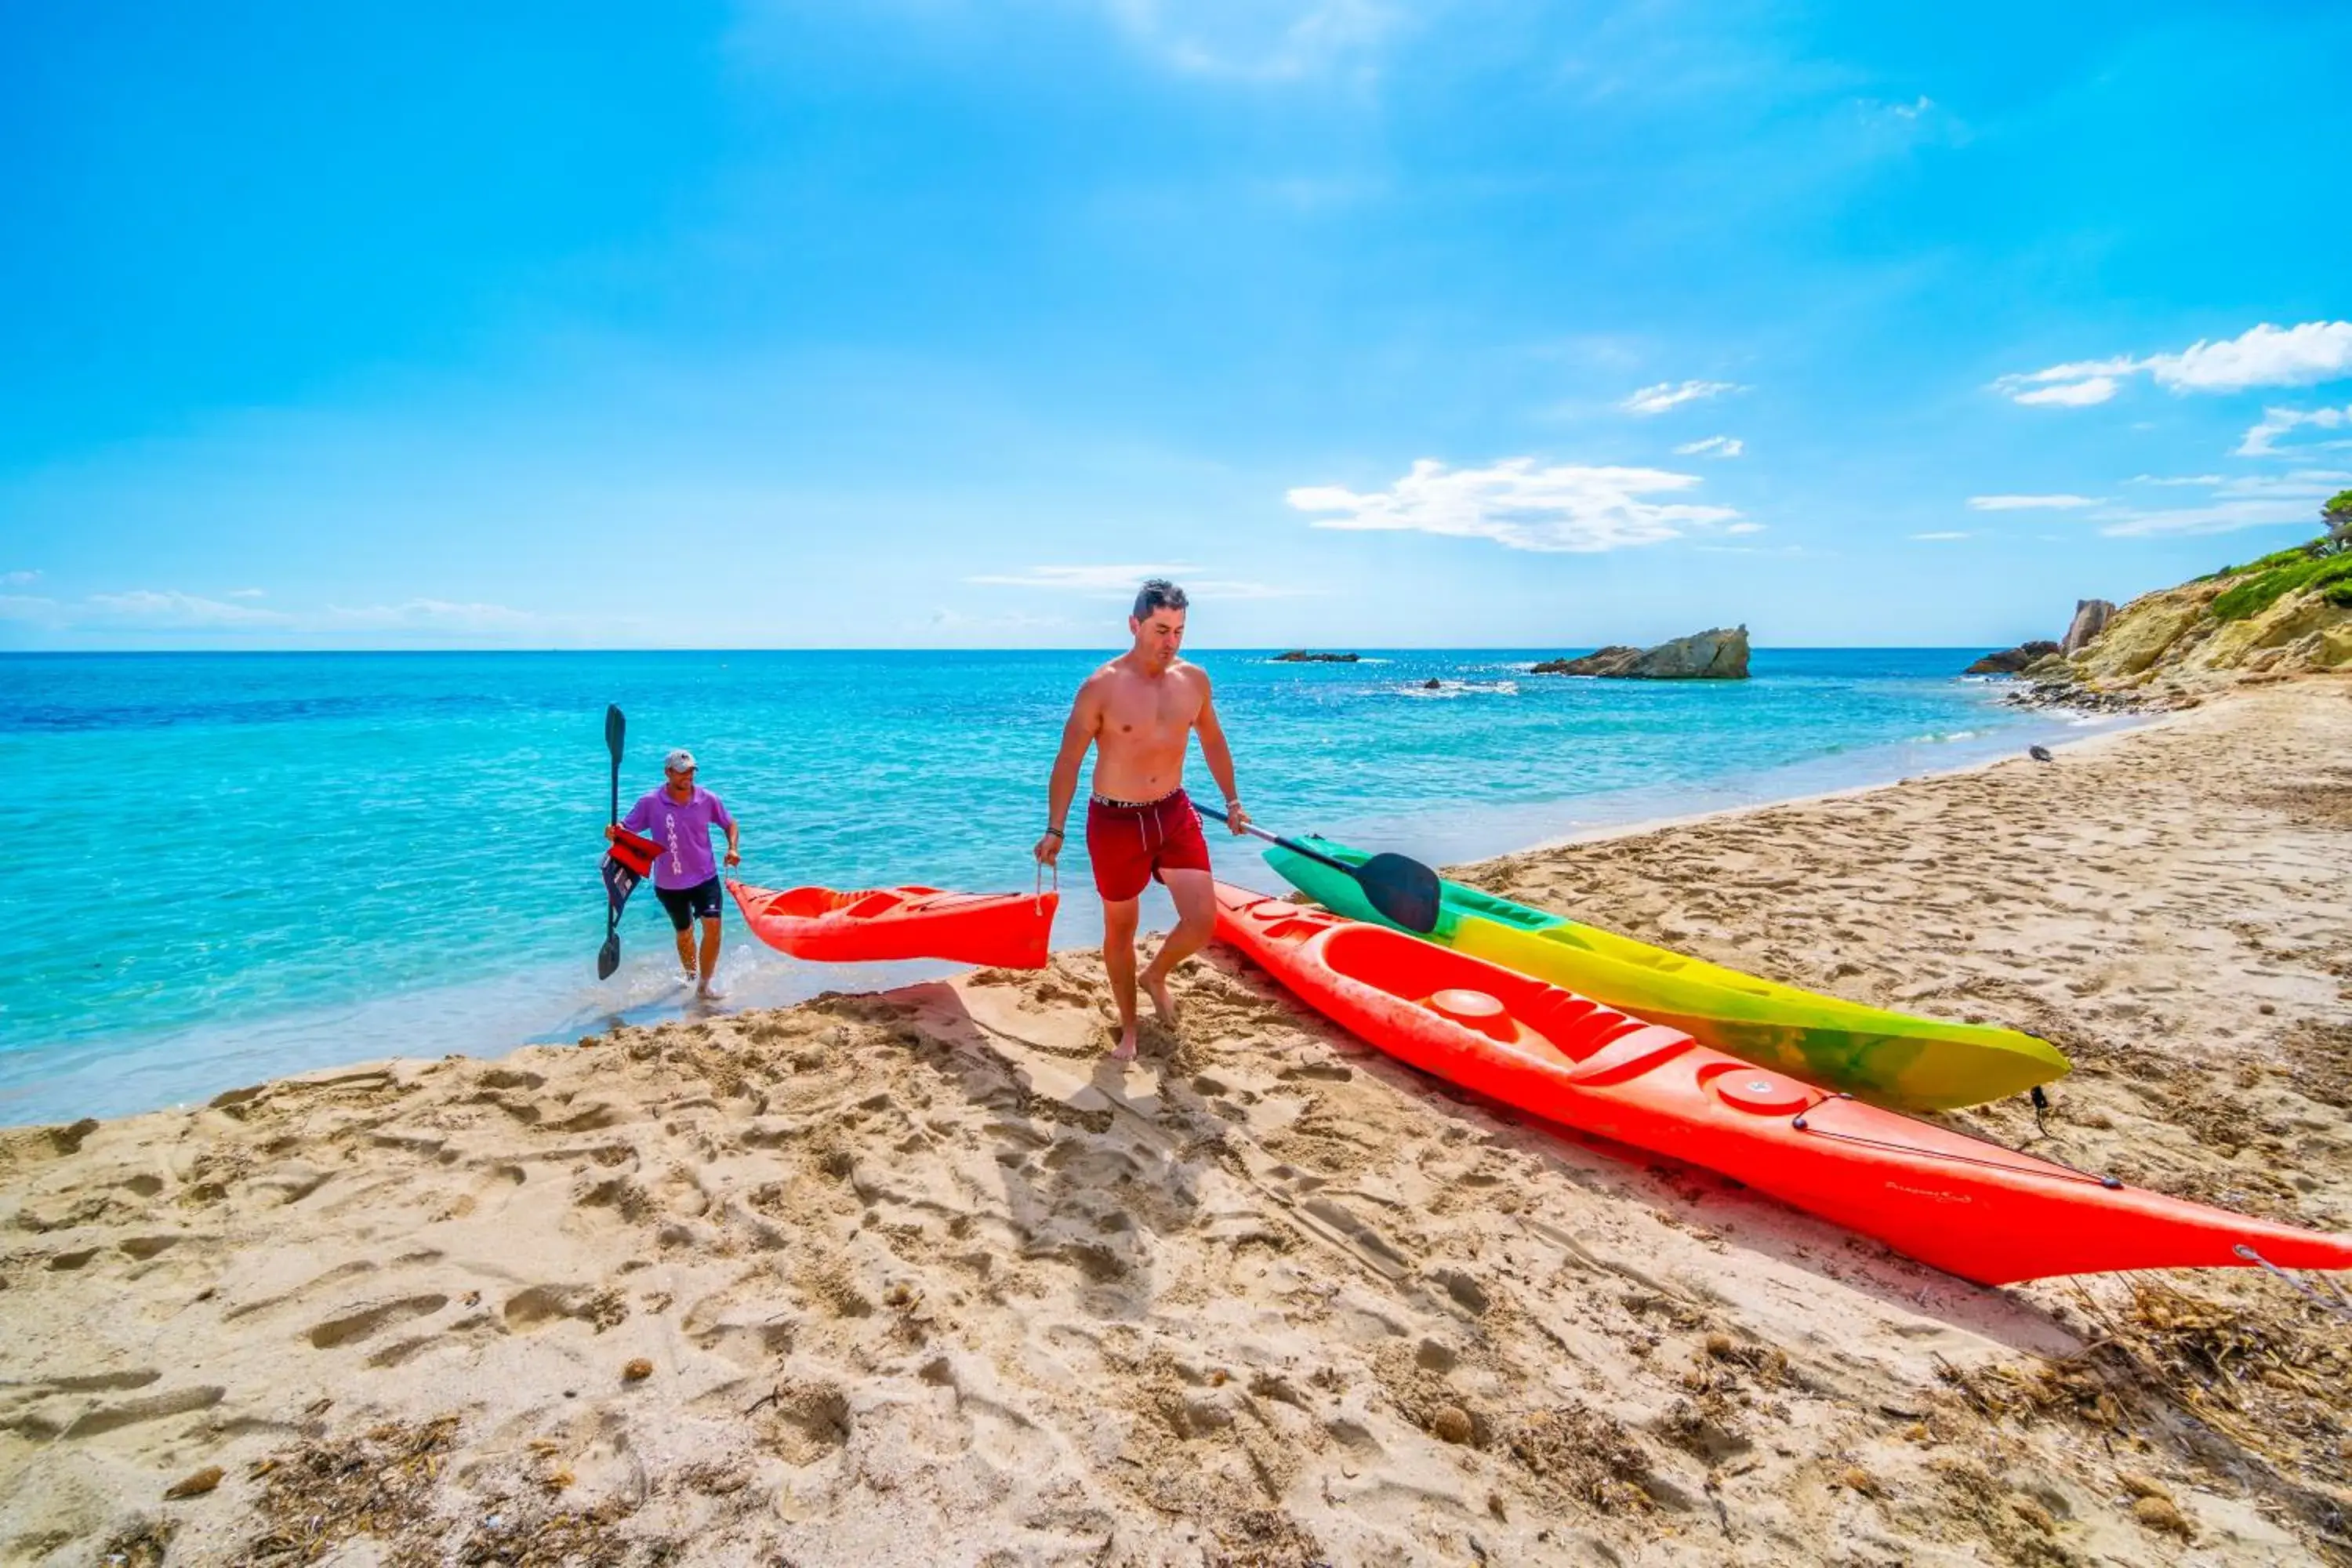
[1085,788,1212,902]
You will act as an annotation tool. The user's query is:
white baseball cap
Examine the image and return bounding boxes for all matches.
[664,748,697,772]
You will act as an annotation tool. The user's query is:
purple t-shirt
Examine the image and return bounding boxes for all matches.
[622,785,736,889]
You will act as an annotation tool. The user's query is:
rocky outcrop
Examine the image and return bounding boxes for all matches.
[1963,641,2060,676]
[2060,599,2114,655]
[1272,650,1359,663]
[1534,647,1639,676]
[1534,626,1750,680]
[1992,543,2351,714]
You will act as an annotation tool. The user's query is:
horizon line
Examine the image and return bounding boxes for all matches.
[0,641,2018,657]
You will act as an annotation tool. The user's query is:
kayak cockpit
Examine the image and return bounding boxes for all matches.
[756,885,946,921]
[1319,924,1668,1069]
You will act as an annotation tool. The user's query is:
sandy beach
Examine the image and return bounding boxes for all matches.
[5,680,2351,1566]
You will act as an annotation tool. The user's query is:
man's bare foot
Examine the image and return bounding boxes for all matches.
[1143,971,1178,1026]
[1109,1025,1138,1062]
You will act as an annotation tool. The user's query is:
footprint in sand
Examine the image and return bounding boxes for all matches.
[306,1293,452,1350]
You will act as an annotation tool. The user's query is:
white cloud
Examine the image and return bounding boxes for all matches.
[1287,457,1739,553]
[1621,380,1745,416]
[924,608,1073,633]
[2010,377,2118,408]
[86,590,289,628]
[2096,500,2317,538]
[226,587,267,600]
[1966,494,2103,511]
[2147,322,2352,394]
[1102,0,1399,80]
[1723,521,1766,535]
[2088,467,2350,539]
[2236,404,2352,458]
[1672,435,1744,459]
[2211,470,2352,497]
[1911,532,1971,540]
[1997,321,2352,408]
[0,569,38,587]
[970,563,1197,592]
[1884,95,1933,120]
[0,593,60,622]
[64,589,548,636]
[967,564,1309,600]
[323,599,544,633]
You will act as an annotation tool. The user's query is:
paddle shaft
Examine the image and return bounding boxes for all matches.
[601,707,626,954]
[605,706,624,828]
[1193,803,1356,877]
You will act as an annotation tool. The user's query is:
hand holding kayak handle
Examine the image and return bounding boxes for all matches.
[1033,824,1066,867]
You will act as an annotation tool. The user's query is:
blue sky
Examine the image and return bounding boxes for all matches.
[2,1,2348,651]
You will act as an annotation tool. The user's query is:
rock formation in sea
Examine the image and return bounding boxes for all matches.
[1962,641,2060,676]
[1271,650,1359,663]
[1534,626,1749,680]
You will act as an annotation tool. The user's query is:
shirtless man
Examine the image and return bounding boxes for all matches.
[1035,579,1250,1061]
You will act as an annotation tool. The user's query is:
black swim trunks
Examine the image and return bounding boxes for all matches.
[655,876,724,930]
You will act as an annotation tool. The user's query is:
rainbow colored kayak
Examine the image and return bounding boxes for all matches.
[1263,837,2068,1112]
[1214,884,2341,1284]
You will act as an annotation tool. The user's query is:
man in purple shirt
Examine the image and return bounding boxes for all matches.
[608,748,741,998]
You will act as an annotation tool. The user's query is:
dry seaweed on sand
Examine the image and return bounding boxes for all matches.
[1936,1276,2352,1541]
[243,1415,462,1565]
[1507,1403,1657,1514]
[1210,1508,1326,1568]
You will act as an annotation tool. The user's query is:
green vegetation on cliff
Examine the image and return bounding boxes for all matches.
[2211,554,2352,622]
[2061,496,2352,693]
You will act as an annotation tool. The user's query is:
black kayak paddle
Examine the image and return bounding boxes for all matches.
[597,705,626,978]
[1194,803,1441,935]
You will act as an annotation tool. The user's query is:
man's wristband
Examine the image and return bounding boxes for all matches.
[1043,826,1065,839]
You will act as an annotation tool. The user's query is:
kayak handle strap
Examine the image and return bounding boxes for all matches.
[2235,1245,2352,1322]
[1035,860,1058,910]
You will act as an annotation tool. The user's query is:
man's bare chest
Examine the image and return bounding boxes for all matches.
[1102,682,1199,740]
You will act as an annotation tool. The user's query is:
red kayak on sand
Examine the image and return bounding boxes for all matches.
[1212,883,2352,1285]
[728,880,1058,970]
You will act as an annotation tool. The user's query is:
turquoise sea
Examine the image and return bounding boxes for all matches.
[0,649,2114,1125]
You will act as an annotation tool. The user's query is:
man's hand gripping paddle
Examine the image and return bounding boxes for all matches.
[1194,803,1441,935]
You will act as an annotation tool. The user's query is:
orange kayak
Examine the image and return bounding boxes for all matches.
[728,881,1058,969]
[1213,884,2352,1284]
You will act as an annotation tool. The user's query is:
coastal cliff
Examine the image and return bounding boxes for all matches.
[1993,499,2352,708]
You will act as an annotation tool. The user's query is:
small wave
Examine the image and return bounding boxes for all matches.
[1397,680,1521,699]
[1905,728,1982,744]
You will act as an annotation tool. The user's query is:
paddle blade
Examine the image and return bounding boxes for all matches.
[1356,851,1441,935]
[603,854,646,920]
[604,704,625,762]
[599,851,646,980]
